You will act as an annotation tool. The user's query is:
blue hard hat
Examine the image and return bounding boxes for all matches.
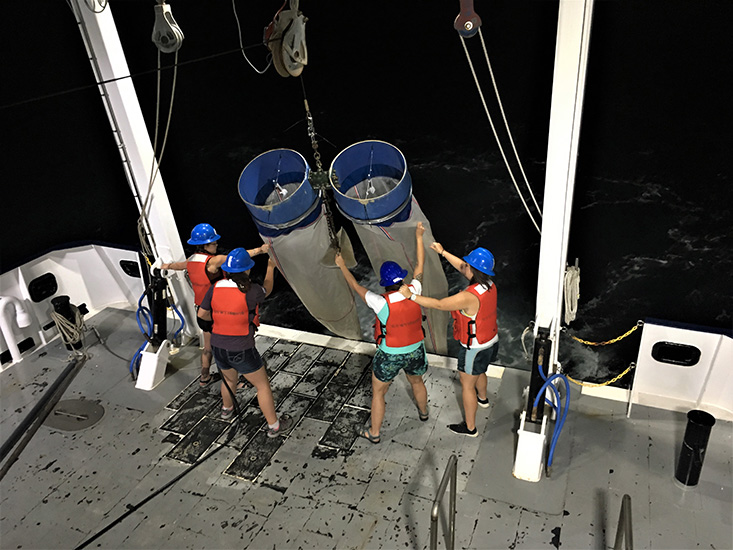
[221,248,255,273]
[379,261,408,286]
[187,223,221,245]
[463,247,495,276]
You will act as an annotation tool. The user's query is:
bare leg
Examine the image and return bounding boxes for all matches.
[201,331,212,379]
[476,372,488,401]
[220,367,238,410]
[405,373,428,415]
[370,373,391,437]
[459,371,480,431]
[242,366,277,425]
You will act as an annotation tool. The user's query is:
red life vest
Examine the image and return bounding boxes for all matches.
[373,291,424,348]
[451,283,497,348]
[210,280,260,337]
[186,253,222,306]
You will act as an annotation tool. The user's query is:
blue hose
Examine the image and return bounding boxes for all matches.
[533,373,571,468]
[130,290,153,377]
[171,303,185,340]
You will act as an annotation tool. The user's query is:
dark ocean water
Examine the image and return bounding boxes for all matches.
[2,1,731,383]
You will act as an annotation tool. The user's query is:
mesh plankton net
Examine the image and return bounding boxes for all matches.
[239,149,361,340]
[330,140,450,355]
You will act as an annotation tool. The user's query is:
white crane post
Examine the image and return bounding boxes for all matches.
[514,0,595,483]
[71,0,197,339]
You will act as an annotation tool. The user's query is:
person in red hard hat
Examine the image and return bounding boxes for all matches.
[162,223,268,386]
[400,243,498,438]
[196,248,293,437]
[335,223,429,444]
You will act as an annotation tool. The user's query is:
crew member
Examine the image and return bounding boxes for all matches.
[196,248,292,436]
[400,243,498,437]
[162,223,268,386]
[335,223,429,444]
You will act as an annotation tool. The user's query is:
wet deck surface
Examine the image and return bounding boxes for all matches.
[1,307,731,549]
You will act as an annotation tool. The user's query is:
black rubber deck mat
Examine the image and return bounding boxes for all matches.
[160,392,216,434]
[217,406,265,450]
[317,348,349,366]
[166,417,229,464]
[254,335,277,355]
[165,372,221,410]
[225,430,285,480]
[318,406,370,450]
[281,343,323,375]
[293,362,339,398]
[307,354,372,421]
[262,350,291,373]
[346,369,373,409]
[268,371,298,403]
[269,340,299,356]
[277,393,314,422]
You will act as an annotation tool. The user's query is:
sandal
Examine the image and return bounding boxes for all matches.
[417,407,429,422]
[199,374,212,387]
[358,427,381,444]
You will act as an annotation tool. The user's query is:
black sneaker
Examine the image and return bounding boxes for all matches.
[448,422,478,437]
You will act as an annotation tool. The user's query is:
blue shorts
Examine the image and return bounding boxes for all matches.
[457,343,499,376]
[213,346,263,375]
[372,345,428,383]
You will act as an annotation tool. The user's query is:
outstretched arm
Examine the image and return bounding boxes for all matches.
[430,242,472,280]
[161,260,187,271]
[413,222,426,283]
[335,253,369,303]
[398,285,478,314]
[263,258,277,297]
[207,244,270,273]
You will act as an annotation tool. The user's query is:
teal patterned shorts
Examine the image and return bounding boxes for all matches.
[372,345,428,383]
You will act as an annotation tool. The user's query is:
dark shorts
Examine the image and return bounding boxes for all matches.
[213,346,263,375]
[457,342,499,376]
[372,345,428,383]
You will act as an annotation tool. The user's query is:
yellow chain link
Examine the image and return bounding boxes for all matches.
[565,363,636,388]
[565,321,643,346]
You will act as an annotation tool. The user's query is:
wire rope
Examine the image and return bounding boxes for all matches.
[459,36,541,235]
[477,28,542,216]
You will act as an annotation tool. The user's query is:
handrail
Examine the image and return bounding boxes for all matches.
[613,494,634,550]
[430,454,458,550]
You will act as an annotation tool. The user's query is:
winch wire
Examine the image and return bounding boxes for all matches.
[459,35,541,235]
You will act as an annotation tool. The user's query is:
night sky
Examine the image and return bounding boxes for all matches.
[2,1,731,373]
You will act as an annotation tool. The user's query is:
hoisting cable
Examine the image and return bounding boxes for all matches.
[300,76,340,252]
[137,49,180,260]
[458,32,542,235]
[476,28,542,216]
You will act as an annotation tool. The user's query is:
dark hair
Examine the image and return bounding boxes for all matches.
[469,267,492,288]
[227,271,251,294]
[384,282,402,292]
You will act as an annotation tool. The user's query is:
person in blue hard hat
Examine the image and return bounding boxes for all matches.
[162,223,269,386]
[334,223,429,444]
[196,248,293,436]
[399,243,498,438]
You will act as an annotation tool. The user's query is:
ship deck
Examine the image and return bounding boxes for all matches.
[1,307,731,549]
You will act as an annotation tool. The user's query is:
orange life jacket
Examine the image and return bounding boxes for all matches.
[186,253,222,306]
[374,291,424,348]
[210,280,260,337]
[451,283,497,348]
